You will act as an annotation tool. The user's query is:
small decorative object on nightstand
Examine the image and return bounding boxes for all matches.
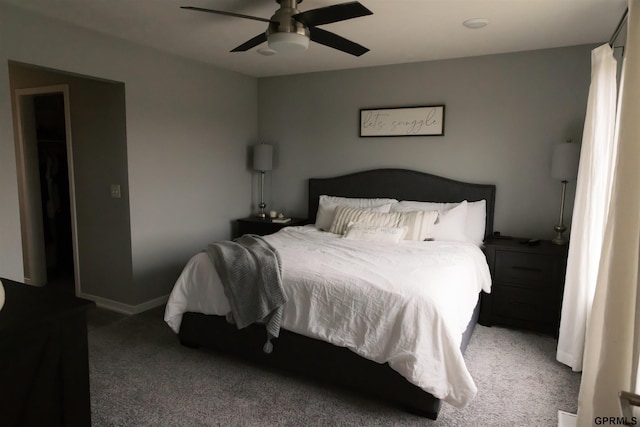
[480,237,569,336]
[253,143,273,219]
[234,217,308,238]
[550,140,580,245]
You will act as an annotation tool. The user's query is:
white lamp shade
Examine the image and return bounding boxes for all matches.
[253,144,273,171]
[551,142,580,181]
[268,32,309,53]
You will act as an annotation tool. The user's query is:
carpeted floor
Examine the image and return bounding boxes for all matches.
[88,307,580,426]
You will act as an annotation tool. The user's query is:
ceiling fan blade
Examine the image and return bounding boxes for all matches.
[181,6,274,23]
[230,33,268,52]
[309,27,369,56]
[293,1,372,27]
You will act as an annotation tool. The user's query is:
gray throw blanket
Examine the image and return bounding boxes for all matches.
[206,234,286,353]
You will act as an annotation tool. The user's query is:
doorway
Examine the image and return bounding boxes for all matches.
[15,85,79,293]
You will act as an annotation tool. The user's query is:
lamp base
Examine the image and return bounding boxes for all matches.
[552,180,569,245]
[258,202,267,219]
[552,224,568,245]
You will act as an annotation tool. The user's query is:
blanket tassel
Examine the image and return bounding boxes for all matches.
[263,337,273,354]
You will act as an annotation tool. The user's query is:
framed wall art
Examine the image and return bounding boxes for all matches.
[359,105,445,137]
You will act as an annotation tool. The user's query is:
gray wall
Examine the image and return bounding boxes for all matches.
[258,45,593,239]
[0,3,257,308]
[9,63,134,302]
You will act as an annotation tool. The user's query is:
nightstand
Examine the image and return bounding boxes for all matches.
[479,237,569,337]
[234,216,309,238]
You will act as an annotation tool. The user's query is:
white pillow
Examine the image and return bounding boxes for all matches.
[315,195,398,231]
[431,201,469,242]
[397,210,438,241]
[391,199,486,244]
[343,222,408,243]
[329,206,402,235]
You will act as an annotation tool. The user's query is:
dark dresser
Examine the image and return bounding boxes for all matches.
[479,238,569,337]
[0,279,94,427]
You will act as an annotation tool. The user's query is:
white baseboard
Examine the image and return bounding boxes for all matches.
[77,292,169,315]
[558,410,577,427]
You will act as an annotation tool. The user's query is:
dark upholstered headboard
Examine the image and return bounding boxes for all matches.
[308,168,496,239]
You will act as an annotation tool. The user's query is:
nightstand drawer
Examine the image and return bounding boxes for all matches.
[492,285,558,322]
[494,250,555,287]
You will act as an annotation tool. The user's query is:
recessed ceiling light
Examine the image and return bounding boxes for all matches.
[463,18,489,29]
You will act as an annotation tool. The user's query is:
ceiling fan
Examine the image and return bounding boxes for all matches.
[181,0,373,56]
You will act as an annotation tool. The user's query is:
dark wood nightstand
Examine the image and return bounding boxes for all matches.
[234,216,309,238]
[479,237,569,337]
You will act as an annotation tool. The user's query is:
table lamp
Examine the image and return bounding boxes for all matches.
[253,143,273,218]
[550,140,581,245]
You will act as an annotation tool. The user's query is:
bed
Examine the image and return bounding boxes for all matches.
[165,168,496,419]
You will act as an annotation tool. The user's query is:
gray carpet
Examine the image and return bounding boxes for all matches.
[88,307,581,426]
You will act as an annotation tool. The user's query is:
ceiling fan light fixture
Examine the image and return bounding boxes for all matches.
[183,1,371,56]
[267,32,310,53]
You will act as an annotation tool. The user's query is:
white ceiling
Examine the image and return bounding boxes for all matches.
[1,0,628,77]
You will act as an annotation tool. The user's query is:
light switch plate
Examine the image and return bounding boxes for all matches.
[110,184,121,199]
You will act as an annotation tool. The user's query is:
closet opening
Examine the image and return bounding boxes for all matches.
[33,93,75,292]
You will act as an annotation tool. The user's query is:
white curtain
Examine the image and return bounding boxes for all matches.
[556,45,619,371]
[577,0,640,423]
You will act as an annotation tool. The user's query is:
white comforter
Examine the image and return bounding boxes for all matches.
[164,225,491,408]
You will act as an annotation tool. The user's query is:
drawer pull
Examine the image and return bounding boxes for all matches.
[511,265,543,273]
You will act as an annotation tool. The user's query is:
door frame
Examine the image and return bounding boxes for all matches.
[14,84,81,293]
